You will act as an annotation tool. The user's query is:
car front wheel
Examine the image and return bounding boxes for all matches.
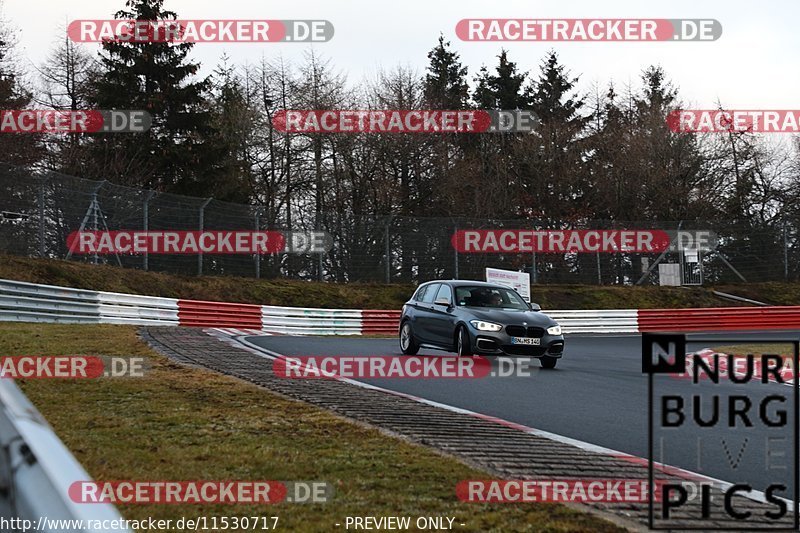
[399,321,420,355]
[456,326,473,357]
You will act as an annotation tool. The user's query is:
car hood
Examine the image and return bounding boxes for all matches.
[464,308,558,327]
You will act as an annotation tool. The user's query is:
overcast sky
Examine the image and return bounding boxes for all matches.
[2,0,798,109]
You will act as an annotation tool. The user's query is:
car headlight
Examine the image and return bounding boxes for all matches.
[470,320,503,332]
[547,325,562,336]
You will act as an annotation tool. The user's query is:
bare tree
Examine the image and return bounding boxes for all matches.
[35,27,98,174]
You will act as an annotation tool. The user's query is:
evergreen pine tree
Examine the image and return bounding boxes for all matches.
[86,0,214,191]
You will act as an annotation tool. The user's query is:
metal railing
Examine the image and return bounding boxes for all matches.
[0,279,179,325]
[0,379,132,533]
[0,278,658,334]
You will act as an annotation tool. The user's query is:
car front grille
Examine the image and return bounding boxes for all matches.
[505,326,545,338]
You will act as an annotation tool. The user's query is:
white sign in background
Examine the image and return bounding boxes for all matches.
[485,267,531,303]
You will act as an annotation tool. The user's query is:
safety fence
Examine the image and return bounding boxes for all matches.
[4,278,800,334]
[3,162,800,286]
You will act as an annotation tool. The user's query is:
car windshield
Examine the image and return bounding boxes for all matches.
[454,286,529,310]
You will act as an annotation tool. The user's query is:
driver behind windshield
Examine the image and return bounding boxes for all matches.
[472,289,502,307]
[458,287,526,309]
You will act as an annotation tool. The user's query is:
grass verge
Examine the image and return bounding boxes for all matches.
[4,323,624,532]
[0,254,413,309]
[709,344,795,360]
[0,253,761,310]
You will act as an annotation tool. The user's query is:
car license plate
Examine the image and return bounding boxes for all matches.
[510,337,540,345]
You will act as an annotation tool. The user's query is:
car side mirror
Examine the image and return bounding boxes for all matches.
[434,297,452,307]
[529,302,541,312]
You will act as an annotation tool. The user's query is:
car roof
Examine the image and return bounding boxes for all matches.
[418,279,510,289]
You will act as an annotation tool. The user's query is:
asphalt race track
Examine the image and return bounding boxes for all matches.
[246,332,800,500]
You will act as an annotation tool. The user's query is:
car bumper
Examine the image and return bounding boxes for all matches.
[471,331,565,358]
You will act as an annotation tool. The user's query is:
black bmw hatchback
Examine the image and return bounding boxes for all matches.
[398,280,565,368]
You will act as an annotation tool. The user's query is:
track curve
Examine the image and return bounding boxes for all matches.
[246,331,800,500]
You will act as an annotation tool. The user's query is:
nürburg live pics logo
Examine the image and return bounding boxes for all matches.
[643,333,799,530]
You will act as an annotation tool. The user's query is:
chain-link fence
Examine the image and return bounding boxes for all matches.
[1,162,797,285]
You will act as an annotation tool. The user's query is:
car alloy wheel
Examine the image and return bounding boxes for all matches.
[399,321,420,355]
[400,323,411,350]
[457,326,472,357]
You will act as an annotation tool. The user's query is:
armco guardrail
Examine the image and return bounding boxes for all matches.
[545,309,639,334]
[361,310,402,335]
[3,277,800,334]
[261,305,364,335]
[0,379,132,533]
[350,309,640,335]
[638,306,800,332]
[0,279,178,326]
[178,300,262,329]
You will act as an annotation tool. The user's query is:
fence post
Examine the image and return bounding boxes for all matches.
[453,224,459,279]
[596,251,602,284]
[90,185,101,265]
[143,191,154,271]
[38,177,45,257]
[384,218,391,284]
[254,210,261,279]
[784,220,789,281]
[197,198,212,276]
